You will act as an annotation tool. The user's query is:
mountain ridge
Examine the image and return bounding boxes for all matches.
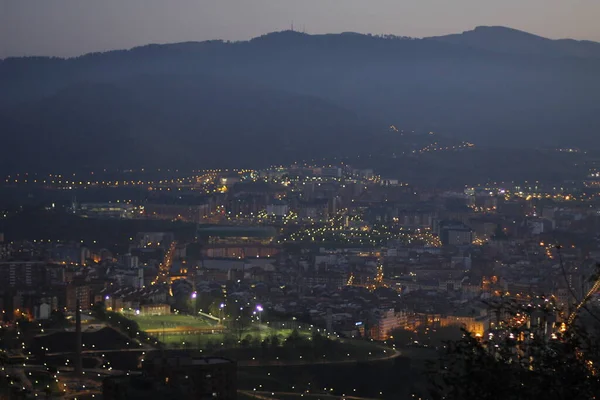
[2,26,599,61]
[427,25,600,58]
[1,25,600,173]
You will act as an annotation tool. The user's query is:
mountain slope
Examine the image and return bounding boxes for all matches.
[1,28,600,155]
[427,26,600,58]
[0,74,375,172]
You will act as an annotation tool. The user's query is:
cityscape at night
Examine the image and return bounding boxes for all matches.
[2,155,600,399]
[2,1,600,399]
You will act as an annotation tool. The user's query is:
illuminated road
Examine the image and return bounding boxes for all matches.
[45,348,401,367]
[237,349,401,367]
[152,241,177,285]
[240,390,381,400]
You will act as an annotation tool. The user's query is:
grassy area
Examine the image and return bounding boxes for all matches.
[161,333,224,347]
[132,319,392,365]
[129,314,217,331]
[158,327,300,348]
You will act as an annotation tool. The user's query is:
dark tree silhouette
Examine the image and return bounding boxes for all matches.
[428,251,600,400]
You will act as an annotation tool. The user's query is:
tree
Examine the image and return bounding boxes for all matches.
[49,310,69,329]
[91,302,107,319]
[241,334,253,348]
[260,337,270,358]
[208,300,225,319]
[389,327,416,346]
[430,298,600,400]
[251,335,262,349]
[428,326,463,348]
[310,332,330,359]
[222,333,237,348]
[229,305,252,340]
[430,329,600,399]
[285,329,304,347]
[270,334,281,349]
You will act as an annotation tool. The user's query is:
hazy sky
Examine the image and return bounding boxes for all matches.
[1,0,599,58]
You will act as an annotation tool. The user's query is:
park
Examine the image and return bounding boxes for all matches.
[129,313,218,331]
[123,312,396,366]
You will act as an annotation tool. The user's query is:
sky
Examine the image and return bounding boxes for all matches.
[1,0,599,58]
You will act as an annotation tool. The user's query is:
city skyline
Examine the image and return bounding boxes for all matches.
[2,0,600,58]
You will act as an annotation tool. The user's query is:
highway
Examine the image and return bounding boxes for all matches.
[45,347,401,367]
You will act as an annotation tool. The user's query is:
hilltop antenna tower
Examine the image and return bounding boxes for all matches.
[291,21,294,32]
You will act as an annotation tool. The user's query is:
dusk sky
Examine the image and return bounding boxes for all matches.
[1,0,599,58]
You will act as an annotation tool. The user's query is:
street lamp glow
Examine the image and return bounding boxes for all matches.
[256,305,263,312]
[191,292,197,299]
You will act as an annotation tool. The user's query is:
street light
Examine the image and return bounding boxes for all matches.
[191,292,197,315]
[256,305,263,325]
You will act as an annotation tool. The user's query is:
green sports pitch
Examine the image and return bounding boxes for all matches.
[130,314,217,331]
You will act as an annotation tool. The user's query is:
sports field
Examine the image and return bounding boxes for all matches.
[130,314,217,331]
[158,327,300,347]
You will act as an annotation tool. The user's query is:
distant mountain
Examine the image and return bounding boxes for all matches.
[0,74,374,172]
[427,26,600,58]
[1,27,600,172]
